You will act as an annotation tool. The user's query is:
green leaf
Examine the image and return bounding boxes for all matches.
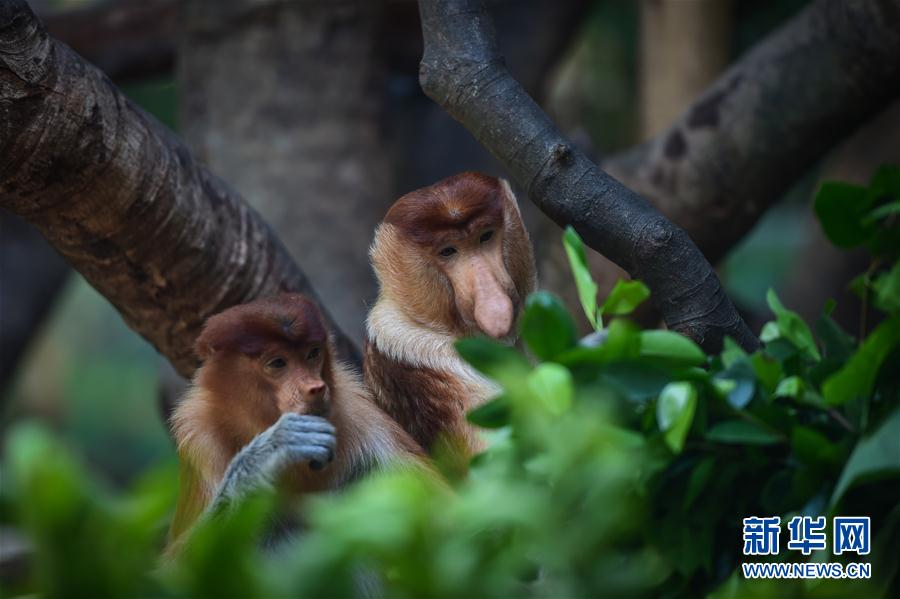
[467,396,511,429]
[750,353,782,395]
[822,315,900,405]
[683,457,716,510]
[556,318,641,367]
[639,330,706,367]
[656,382,697,453]
[600,279,650,317]
[706,420,782,445]
[720,337,747,369]
[563,226,600,329]
[759,321,780,344]
[792,426,841,469]
[869,164,900,199]
[526,363,574,416]
[814,181,873,248]
[831,407,900,506]
[520,291,578,361]
[774,376,804,399]
[603,361,672,402]
[863,200,900,224]
[713,360,756,409]
[815,309,856,362]
[873,261,900,314]
[766,289,821,360]
[849,273,870,300]
[455,337,530,390]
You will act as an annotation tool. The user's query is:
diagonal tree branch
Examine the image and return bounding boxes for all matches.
[606,0,900,262]
[417,0,758,353]
[0,0,358,378]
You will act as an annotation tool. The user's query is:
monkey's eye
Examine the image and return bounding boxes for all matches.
[307,347,321,360]
[265,357,287,370]
[438,246,457,258]
[480,230,494,243]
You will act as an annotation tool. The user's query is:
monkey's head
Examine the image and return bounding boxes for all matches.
[371,172,536,340]
[194,294,334,433]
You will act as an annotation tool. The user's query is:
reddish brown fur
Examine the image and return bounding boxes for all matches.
[364,339,470,453]
[167,294,429,554]
[195,294,327,360]
[385,172,505,247]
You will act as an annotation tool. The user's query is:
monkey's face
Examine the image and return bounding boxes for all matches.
[430,220,518,339]
[257,342,331,418]
[376,172,529,340]
[195,293,336,424]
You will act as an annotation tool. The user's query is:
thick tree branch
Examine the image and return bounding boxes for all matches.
[0,0,358,378]
[418,0,758,353]
[606,0,900,262]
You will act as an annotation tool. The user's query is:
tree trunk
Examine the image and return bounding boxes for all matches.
[179,0,390,345]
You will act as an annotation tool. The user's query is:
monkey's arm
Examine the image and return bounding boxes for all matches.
[210,413,336,513]
[166,413,336,557]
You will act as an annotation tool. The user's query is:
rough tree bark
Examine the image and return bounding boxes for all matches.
[417,0,758,353]
[179,0,391,345]
[0,0,357,378]
[606,0,900,262]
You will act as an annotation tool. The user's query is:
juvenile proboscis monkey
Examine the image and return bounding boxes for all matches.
[365,172,536,458]
[167,294,427,554]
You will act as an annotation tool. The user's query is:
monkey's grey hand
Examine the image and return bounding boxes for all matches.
[211,414,336,511]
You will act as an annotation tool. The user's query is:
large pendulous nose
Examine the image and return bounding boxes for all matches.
[471,266,514,339]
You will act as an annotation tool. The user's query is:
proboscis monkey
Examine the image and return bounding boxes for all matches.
[167,294,427,554]
[365,172,536,458]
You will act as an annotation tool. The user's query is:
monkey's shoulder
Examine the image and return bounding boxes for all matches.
[363,339,469,405]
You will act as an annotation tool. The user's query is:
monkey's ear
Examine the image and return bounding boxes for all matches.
[498,178,523,216]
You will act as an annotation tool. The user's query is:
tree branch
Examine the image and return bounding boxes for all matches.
[0,0,359,378]
[417,0,758,353]
[606,0,900,262]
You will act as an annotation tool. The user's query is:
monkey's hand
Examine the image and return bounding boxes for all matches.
[211,414,336,511]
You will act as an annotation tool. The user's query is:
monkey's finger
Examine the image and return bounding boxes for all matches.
[279,413,336,434]
[287,432,335,449]
[289,444,332,465]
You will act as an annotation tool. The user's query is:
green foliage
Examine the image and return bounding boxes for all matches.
[2,171,898,597]
[563,226,601,329]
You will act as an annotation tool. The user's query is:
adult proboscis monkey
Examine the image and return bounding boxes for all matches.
[365,172,536,459]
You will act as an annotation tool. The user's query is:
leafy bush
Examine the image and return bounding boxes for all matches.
[1,167,898,598]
